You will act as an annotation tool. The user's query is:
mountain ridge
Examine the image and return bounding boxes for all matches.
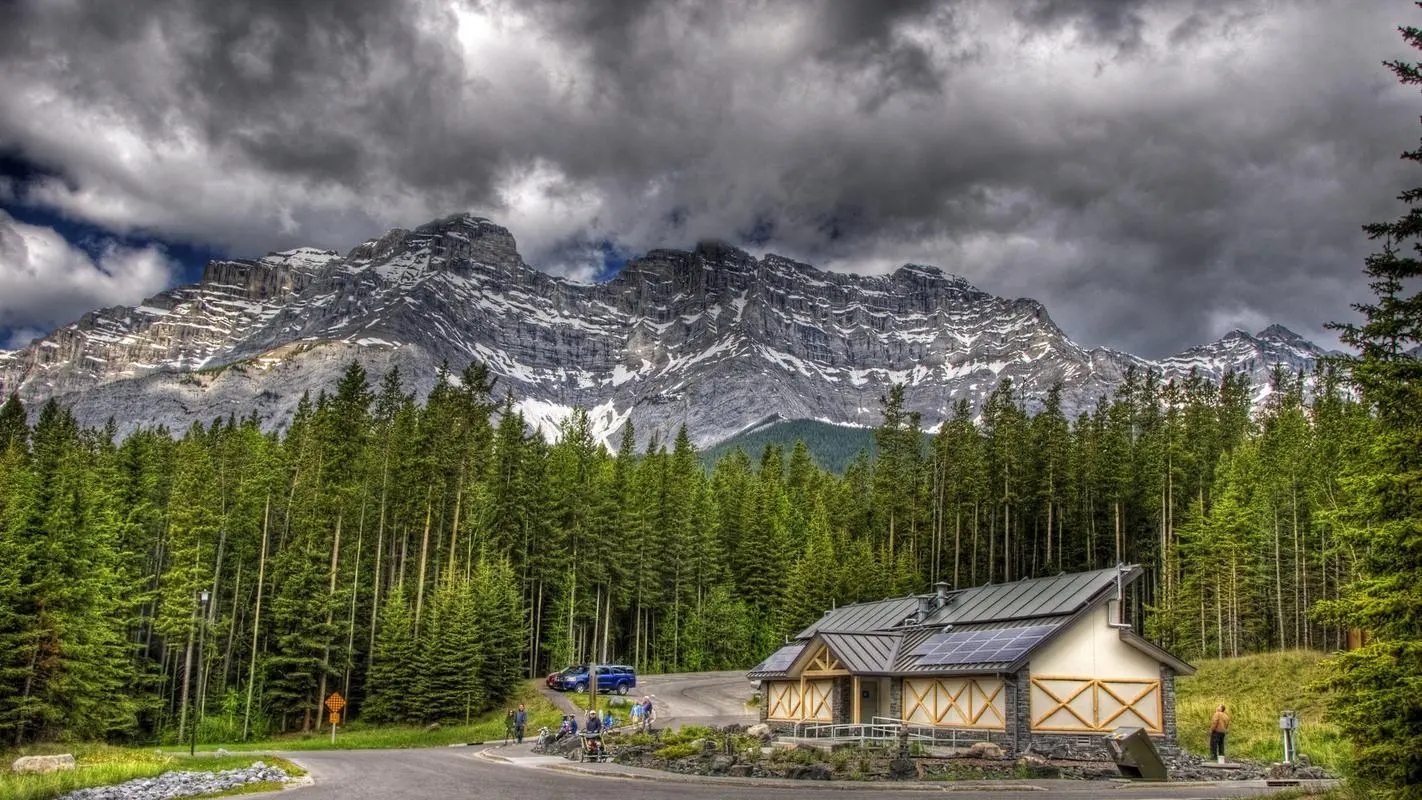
[0,213,1339,447]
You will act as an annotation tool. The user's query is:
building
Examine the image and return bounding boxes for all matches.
[747,565,1194,757]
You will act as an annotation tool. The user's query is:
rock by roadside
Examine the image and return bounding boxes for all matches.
[12,754,77,774]
[594,725,1336,784]
[57,762,289,800]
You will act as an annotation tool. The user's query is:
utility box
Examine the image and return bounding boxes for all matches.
[1104,726,1168,781]
[1279,710,1300,763]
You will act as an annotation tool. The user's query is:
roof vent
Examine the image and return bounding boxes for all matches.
[915,595,935,622]
[934,580,952,609]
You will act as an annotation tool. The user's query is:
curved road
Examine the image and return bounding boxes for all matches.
[636,670,760,728]
[541,670,758,728]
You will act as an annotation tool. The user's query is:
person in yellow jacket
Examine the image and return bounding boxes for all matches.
[1209,704,1231,761]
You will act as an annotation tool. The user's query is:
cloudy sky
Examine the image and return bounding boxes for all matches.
[0,0,1416,356]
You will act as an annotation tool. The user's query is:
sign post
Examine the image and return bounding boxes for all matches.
[326,692,346,745]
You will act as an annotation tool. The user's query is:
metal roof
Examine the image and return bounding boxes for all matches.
[748,566,1191,681]
[928,566,1138,625]
[747,642,806,679]
[818,632,898,674]
[795,596,920,639]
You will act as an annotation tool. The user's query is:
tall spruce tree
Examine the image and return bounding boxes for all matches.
[1319,9,1422,795]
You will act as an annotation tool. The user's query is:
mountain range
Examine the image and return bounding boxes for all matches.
[0,213,1337,448]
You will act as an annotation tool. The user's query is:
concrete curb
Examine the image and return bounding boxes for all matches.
[476,749,511,764]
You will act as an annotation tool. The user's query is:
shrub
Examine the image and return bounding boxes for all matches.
[653,743,701,760]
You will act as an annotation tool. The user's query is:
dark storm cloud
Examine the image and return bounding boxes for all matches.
[1017,0,1149,52]
[0,0,1415,356]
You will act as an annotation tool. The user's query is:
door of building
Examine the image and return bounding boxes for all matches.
[859,680,878,724]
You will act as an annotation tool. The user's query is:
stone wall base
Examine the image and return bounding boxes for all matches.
[1025,732,1170,760]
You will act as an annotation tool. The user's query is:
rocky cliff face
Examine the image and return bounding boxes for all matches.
[0,213,1336,447]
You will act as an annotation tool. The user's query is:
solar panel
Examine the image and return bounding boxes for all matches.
[913,623,1060,666]
[752,643,805,673]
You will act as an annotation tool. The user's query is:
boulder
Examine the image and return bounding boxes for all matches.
[1015,753,1060,778]
[709,755,736,774]
[423,722,441,733]
[728,763,753,778]
[746,723,772,739]
[966,741,1004,759]
[888,758,918,779]
[11,754,76,774]
[784,763,833,780]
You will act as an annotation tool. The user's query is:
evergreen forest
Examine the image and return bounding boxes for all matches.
[0,358,1377,746]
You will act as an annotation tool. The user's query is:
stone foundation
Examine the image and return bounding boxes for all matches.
[1160,664,1178,746]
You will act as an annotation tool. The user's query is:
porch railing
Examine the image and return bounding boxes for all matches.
[790,716,996,749]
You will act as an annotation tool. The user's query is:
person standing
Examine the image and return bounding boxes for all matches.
[1209,704,1230,761]
[640,696,654,733]
[629,699,643,730]
[513,703,528,745]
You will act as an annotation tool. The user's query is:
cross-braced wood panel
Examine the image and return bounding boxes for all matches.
[1029,676,1162,733]
[902,677,1006,730]
[766,681,802,720]
[803,679,834,721]
[803,645,848,676]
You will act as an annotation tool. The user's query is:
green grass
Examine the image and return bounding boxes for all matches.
[198,681,565,751]
[0,745,303,800]
[1176,649,1348,770]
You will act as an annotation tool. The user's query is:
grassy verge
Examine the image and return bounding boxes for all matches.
[1175,649,1348,770]
[0,745,303,800]
[200,681,565,751]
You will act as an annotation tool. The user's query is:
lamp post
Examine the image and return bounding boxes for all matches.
[190,589,210,757]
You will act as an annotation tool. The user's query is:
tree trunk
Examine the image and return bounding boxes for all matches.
[414,497,432,635]
[317,513,342,732]
[243,494,271,741]
[1273,508,1285,650]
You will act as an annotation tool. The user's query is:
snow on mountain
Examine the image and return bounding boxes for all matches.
[0,213,1338,447]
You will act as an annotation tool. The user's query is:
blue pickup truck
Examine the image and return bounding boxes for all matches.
[545,664,637,694]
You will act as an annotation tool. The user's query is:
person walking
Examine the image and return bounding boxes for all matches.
[639,696,654,733]
[629,699,643,730]
[1209,704,1230,762]
[503,709,516,744]
[513,703,528,745]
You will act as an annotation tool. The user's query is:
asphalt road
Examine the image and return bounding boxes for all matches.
[541,669,759,728]
[277,746,1317,800]
[635,670,760,728]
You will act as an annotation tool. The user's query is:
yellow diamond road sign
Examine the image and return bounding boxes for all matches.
[326,692,346,712]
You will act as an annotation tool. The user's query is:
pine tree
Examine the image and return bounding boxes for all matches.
[1318,10,1422,794]
[362,585,416,724]
[0,393,26,454]
[474,553,525,707]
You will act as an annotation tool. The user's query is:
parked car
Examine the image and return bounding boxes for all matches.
[546,663,637,694]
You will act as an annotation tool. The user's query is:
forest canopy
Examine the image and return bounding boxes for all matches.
[0,356,1366,746]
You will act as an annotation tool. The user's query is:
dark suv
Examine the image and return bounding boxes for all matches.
[546,664,637,694]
